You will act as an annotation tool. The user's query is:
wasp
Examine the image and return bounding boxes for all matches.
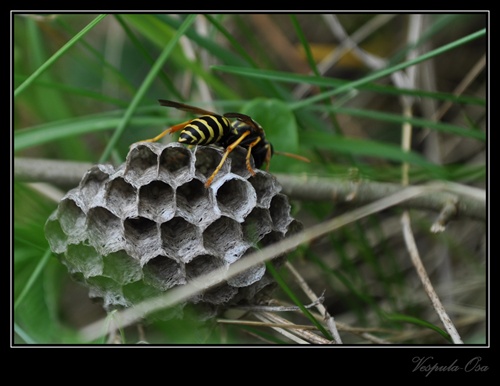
[140,99,309,188]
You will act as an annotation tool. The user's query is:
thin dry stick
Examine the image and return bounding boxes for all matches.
[234,297,324,312]
[79,185,433,341]
[293,14,395,98]
[429,53,486,161]
[430,197,459,233]
[335,324,392,344]
[285,261,342,344]
[401,212,463,344]
[321,14,387,70]
[186,16,213,104]
[256,312,332,344]
[400,14,422,187]
[398,17,462,344]
[217,318,319,330]
[26,182,66,203]
[401,105,413,187]
[432,54,486,124]
[391,313,483,343]
[296,306,393,344]
[14,158,486,221]
[253,313,309,344]
[249,14,309,74]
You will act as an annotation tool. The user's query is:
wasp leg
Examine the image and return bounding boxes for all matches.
[264,144,273,171]
[274,151,310,164]
[205,130,252,188]
[136,120,191,144]
[244,137,262,174]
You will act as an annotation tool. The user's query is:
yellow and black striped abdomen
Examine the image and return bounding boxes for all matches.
[178,115,232,145]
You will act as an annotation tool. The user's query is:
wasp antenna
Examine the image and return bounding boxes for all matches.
[274,151,311,163]
[158,99,180,107]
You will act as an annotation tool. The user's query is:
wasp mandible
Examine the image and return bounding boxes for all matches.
[139,99,309,188]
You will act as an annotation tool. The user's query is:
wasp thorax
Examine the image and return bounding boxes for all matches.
[45,142,301,320]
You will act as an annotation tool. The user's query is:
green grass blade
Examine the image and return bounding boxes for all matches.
[13,74,129,107]
[155,14,288,100]
[214,28,485,109]
[289,28,486,109]
[14,14,108,98]
[14,110,166,151]
[385,313,452,342]
[25,18,72,121]
[14,249,52,310]
[212,66,485,106]
[122,14,241,100]
[266,262,333,341]
[387,14,463,67]
[157,14,246,67]
[99,14,197,163]
[331,107,485,141]
[55,16,137,96]
[14,323,37,344]
[300,131,441,168]
[204,14,258,67]
[290,14,320,76]
[114,15,183,100]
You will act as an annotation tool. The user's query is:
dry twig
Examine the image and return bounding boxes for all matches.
[14,157,485,221]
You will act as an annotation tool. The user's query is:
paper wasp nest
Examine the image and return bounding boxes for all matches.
[45,142,301,319]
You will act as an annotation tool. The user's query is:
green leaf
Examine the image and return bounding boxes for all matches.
[239,98,307,172]
[240,98,300,153]
[385,313,452,342]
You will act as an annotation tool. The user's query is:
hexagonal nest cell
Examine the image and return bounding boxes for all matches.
[45,142,302,320]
